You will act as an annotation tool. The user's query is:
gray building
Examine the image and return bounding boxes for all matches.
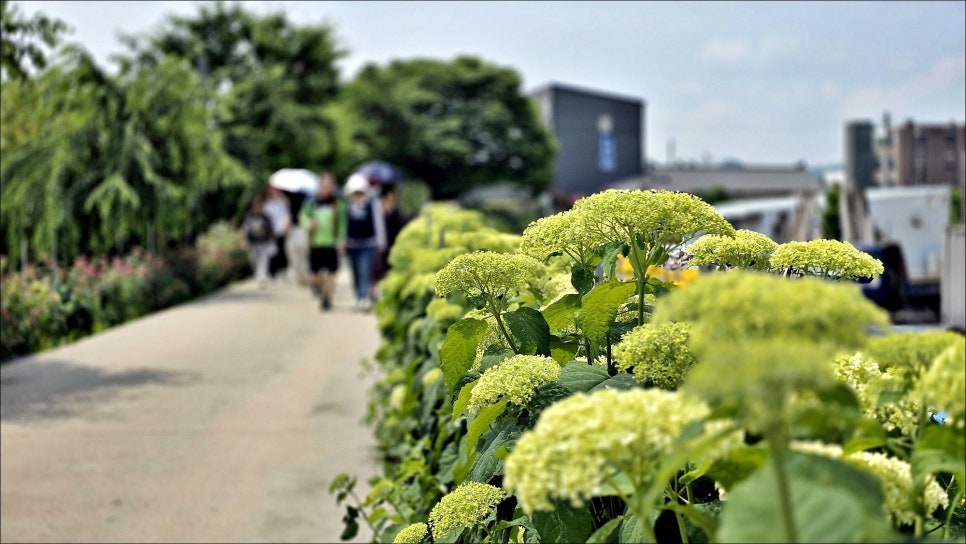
[845,120,877,189]
[612,165,822,199]
[529,82,645,197]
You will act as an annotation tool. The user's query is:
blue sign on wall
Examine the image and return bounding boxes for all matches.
[598,133,617,173]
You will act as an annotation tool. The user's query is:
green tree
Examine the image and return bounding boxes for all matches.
[0,0,66,81]
[116,1,345,187]
[822,184,842,240]
[340,55,556,199]
[1,46,249,268]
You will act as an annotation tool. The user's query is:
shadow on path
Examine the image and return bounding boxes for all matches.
[1,360,196,422]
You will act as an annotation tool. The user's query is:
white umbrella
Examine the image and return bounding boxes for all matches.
[269,169,318,196]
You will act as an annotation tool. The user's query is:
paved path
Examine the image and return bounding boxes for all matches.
[1,268,382,543]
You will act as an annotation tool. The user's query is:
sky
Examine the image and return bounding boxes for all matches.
[16,0,966,169]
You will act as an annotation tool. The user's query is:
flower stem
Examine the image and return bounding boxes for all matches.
[767,425,798,543]
[491,308,519,354]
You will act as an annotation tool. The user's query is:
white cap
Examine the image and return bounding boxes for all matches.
[344,173,370,194]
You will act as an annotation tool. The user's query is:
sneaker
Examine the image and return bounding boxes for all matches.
[359,298,372,312]
[322,295,332,310]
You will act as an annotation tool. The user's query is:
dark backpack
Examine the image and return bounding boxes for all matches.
[245,212,272,244]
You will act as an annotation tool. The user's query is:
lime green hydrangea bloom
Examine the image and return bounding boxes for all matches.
[687,229,778,271]
[503,388,734,513]
[572,189,736,252]
[790,441,949,525]
[918,340,966,429]
[832,352,921,435]
[469,355,562,412]
[612,322,696,389]
[428,482,506,539]
[422,367,444,387]
[520,208,609,266]
[768,239,884,280]
[653,270,889,353]
[434,251,543,302]
[864,330,963,374]
[426,297,466,324]
[653,270,889,428]
[392,522,428,544]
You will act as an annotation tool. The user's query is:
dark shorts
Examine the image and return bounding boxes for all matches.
[309,247,339,273]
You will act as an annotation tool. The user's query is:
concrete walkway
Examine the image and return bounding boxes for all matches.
[1,268,383,543]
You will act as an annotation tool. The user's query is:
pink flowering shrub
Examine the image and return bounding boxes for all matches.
[0,222,250,362]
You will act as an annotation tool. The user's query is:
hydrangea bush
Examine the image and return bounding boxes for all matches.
[331,190,965,543]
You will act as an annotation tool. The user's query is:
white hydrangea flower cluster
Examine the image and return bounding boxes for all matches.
[520,208,609,266]
[503,388,718,513]
[428,482,506,539]
[612,322,696,389]
[392,522,428,544]
[832,353,920,436]
[573,190,736,253]
[434,251,543,301]
[687,229,778,271]
[768,239,884,280]
[790,441,949,525]
[469,355,562,412]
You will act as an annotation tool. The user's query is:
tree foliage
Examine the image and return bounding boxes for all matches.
[0,0,67,81]
[340,55,556,199]
[115,0,346,183]
[1,45,250,267]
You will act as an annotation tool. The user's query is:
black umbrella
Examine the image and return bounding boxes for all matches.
[352,161,404,185]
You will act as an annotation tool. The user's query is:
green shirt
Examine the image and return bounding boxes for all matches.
[300,197,347,248]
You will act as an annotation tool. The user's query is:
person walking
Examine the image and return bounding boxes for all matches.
[343,173,386,312]
[243,194,275,289]
[264,186,292,281]
[300,172,346,311]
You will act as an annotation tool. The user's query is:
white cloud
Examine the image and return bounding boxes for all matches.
[700,34,798,64]
[701,38,751,63]
[838,55,966,118]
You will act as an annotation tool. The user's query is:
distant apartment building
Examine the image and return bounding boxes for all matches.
[873,113,966,188]
[529,82,645,197]
[846,121,877,189]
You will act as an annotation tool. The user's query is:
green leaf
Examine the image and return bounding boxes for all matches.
[618,513,647,544]
[504,307,551,356]
[543,293,581,332]
[532,499,594,543]
[587,515,624,543]
[576,279,636,342]
[558,361,610,393]
[340,506,360,540]
[467,421,522,483]
[466,398,509,452]
[452,379,479,419]
[706,445,769,492]
[549,336,580,366]
[843,418,888,456]
[598,240,628,280]
[572,264,597,296]
[480,347,515,372]
[438,317,489,393]
[590,373,639,392]
[435,526,465,543]
[525,382,572,425]
[717,453,894,543]
[913,424,966,492]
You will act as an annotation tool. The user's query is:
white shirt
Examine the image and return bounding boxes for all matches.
[264,196,291,237]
